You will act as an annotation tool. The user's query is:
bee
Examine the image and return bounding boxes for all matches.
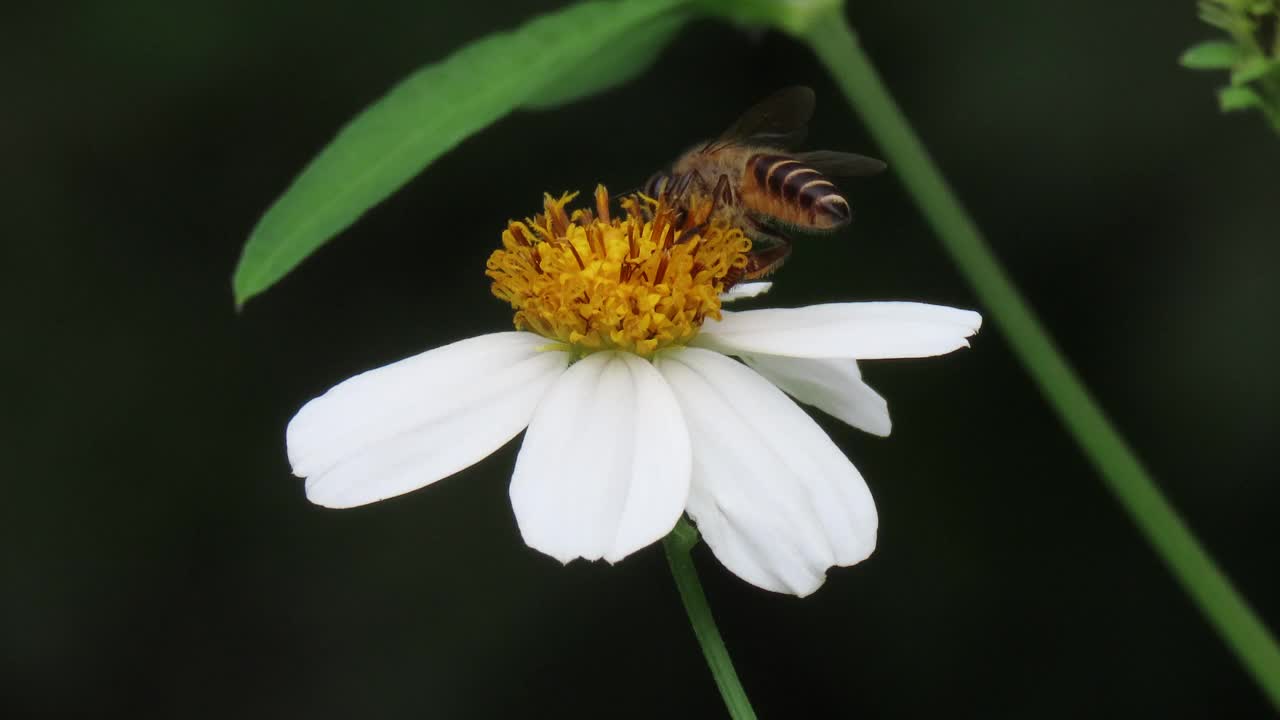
[641,86,886,284]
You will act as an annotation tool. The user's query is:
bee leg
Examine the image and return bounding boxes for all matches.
[679,219,708,238]
[745,236,793,279]
[743,218,794,279]
[721,265,746,289]
[721,233,792,290]
[670,169,709,203]
[679,174,733,240]
[716,173,735,205]
[681,174,745,245]
[681,170,734,237]
[663,170,705,237]
[689,169,714,196]
[705,174,735,219]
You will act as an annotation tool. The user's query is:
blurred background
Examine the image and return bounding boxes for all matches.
[5,0,1279,717]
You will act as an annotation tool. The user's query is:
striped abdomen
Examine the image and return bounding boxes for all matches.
[745,153,851,230]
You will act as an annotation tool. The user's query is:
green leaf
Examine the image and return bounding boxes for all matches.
[1231,55,1280,84]
[233,0,691,308]
[1218,84,1263,111]
[1180,40,1242,69]
[524,10,689,110]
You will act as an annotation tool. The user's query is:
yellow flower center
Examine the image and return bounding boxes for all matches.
[486,185,750,356]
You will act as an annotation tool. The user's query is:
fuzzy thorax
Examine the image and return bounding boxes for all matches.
[487,186,750,356]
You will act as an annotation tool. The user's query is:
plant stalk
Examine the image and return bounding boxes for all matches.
[663,518,758,720]
[801,10,1280,709]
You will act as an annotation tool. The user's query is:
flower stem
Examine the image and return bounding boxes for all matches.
[663,517,758,720]
[802,10,1280,709]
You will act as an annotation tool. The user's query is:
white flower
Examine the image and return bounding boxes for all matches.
[287,282,981,597]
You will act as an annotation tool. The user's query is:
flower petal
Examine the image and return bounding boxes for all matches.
[719,282,773,303]
[510,351,691,564]
[741,354,891,437]
[289,332,570,509]
[655,348,877,597]
[693,302,982,359]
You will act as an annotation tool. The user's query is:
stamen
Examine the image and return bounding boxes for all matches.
[566,239,586,270]
[587,224,604,258]
[545,191,576,237]
[650,214,668,253]
[654,253,670,286]
[594,184,611,224]
[486,186,750,356]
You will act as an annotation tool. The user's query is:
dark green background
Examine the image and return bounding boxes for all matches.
[6,1,1278,717]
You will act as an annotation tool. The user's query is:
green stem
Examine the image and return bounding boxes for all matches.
[803,10,1280,710]
[663,517,758,720]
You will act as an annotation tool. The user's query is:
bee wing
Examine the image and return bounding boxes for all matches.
[703,86,816,152]
[794,150,887,177]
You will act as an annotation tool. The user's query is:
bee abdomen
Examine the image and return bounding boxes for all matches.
[748,153,851,229]
[803,184,851,227]
[750,154,801,195]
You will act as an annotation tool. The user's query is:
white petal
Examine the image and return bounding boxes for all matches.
[510,351,691,564]
[655,348,877,597]
[719,282,773,302]
[741,354,891,437]
[693,302,982,359]
[289,332,570,509]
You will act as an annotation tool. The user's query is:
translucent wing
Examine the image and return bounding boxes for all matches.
[794,150,887,177]
[704,86,816,152]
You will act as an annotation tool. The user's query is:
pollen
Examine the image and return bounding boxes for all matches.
[486,185,750,356]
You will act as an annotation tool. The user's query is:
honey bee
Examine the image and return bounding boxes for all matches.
[641,86,886,284]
